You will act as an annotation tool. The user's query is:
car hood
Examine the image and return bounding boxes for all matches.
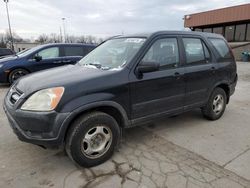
[15,65,115,94]
[0,56,18,64]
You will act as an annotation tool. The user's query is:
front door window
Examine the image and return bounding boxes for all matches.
[37,47,59,59]
[142,38,180,70]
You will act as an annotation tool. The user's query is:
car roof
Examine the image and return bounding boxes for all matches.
[114,30,224,39]
[38,43,97,48]
[0,48,12,50]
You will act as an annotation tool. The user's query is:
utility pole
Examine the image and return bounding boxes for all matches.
[62,18,66,43]
[59,27,63,43]
[3,0,14,51]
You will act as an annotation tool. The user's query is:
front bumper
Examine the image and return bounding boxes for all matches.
[3,98,70,148]
[0,70,8,83]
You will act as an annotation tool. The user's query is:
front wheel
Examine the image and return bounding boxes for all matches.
[9,68,29,84]
[201,88,227,120]
[65,112,120,167]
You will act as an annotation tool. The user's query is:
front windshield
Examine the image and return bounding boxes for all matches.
[17,46,42,57]
[16,48,30,55]
[78,38,146,70]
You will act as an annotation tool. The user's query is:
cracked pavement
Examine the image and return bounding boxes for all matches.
[1,127,250,188]
[1,62,250,188]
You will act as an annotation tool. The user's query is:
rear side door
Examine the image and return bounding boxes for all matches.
[28,46,64,72]
[129,37,185,121]
[62,46,90,65]
[182,37,217,109]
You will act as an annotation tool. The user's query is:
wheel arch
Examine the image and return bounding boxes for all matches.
[213,82,230,103]
[8,66,31,74]
[7,67,31,83]
[61,101,131,143]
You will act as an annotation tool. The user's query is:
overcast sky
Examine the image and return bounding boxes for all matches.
[0,0,249,39]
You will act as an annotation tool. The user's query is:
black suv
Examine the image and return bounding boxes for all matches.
[3,31,237,167]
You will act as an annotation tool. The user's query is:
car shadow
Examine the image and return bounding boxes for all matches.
[0,84,10,88]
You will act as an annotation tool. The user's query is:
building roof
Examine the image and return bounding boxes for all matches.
[184,3,250,28]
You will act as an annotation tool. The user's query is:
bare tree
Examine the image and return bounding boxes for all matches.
[0,31,25,48]
[0,35,6,48]
[37,34,49,44]
[5,30,23,43]
[97,37,104,44]
[77,36,87,43]
[67,35,77,43]
[49,33,61,43]
[34,33,104,45]
[85,35,97,44]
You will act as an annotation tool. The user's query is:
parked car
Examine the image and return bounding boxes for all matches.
[0,43,96,84]
[3,31,237,167]
[0,48,14,58]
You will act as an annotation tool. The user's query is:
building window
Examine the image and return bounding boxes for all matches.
[225,25,235,42]
[235,24,246,42]
[213,27,223,35]
[194,28,202,32]
[203,28,212,33]
[246,24,250,41]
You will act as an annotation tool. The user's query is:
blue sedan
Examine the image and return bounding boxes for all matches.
[0,43,96,84]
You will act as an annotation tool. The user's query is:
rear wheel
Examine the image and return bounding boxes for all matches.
[9,68,29,84]
[201,88,227,120]
[65,112,120,167]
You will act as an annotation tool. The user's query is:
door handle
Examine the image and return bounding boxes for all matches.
[211,66,216,74]
[53,61,62,63]
[62,60,72,63]
[174,72,181,79]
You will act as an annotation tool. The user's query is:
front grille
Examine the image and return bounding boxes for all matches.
[8,87,23,105]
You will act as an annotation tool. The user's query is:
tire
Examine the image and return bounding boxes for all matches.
[8,68,29,84]
[201,87,227,120]
[65,112,120,167]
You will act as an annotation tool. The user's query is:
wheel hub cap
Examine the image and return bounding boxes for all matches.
[212,94,224,115]
[81,125,112,159]
[12,71,27,81]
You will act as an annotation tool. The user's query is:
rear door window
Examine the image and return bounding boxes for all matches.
[209,38,232,59]
[84,46,95,54]
[64,46,84,56]
[183,38,211,65]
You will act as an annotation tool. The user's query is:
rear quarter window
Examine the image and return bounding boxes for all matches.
[85,46,95,53]
[64,46,84,57]
[209,38,232,59]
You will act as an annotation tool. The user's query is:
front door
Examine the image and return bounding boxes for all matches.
[129,37,185,121]
[28,46,64,72]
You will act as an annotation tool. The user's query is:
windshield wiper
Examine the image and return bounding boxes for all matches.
[84,63,111,70]
[88,63,102,69]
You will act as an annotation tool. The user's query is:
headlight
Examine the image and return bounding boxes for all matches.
[21,87,64,111]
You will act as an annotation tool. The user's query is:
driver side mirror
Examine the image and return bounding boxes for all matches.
[34,55,42,62]
[136,61,160,77]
